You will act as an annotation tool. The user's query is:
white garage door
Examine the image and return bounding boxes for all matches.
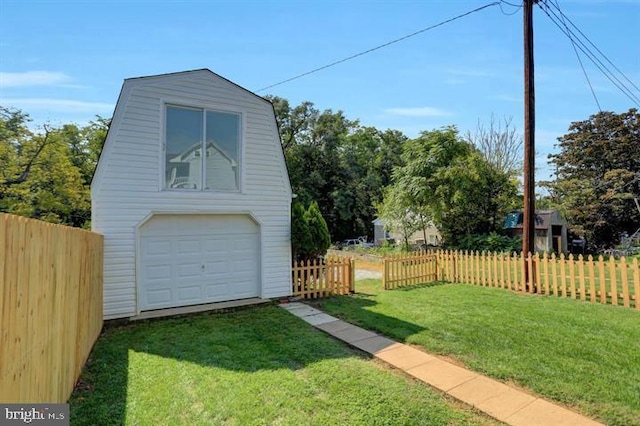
[139,214,260,311]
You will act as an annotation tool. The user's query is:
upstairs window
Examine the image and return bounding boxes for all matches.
[165,105,240,191]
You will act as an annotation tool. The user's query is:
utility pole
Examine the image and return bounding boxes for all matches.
[523,0,537,290]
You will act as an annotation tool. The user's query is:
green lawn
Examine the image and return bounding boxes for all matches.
[70,305,497,426]
[312,280,640,426]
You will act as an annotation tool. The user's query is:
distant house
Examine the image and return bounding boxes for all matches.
[504,209,568,253]
[91,69,292,320]
[373,217,441,247]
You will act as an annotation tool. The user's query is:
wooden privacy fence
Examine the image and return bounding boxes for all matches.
[383,250,640,310]
[292,257,355,299]
[0,213,104,403]
[383,252,438,290]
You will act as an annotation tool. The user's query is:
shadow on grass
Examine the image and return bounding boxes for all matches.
[70,302,425,425]
[391,281,447,291]
[309,290,427,343]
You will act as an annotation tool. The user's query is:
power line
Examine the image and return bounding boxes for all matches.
[539,1,640,106]
[256,2,500,93]
[549,0,601,111]
[499,0,522,16]
[537,1,640,107]
[544,0,640,95]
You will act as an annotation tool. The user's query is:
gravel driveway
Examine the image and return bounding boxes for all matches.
[355,269,382,280]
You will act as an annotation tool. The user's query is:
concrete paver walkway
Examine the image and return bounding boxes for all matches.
[280,301,603,426]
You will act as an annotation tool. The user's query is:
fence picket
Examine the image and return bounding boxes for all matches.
[550,253,558,296]
[588,255,596,303]
[609,257,618,306]
[541,252,549,295]
[598,256,606,304]
[578,254,586,301]
[569,254,576,299]
[559,254,567,297]
[620,257,629,308]
[633,258,640,310]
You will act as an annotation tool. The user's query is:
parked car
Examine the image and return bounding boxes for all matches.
[340,237,373,250]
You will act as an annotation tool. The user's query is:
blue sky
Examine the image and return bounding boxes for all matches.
[1,0,639,184]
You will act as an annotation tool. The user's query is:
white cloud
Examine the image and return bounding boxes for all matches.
[0,98,113,113]
[0,71,74,88]
[384,107,453,117]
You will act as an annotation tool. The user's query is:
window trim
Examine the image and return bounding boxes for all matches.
[162,100,243,193]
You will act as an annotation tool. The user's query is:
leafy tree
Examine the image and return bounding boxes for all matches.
[0,106,109,228]
[291,200,312,262]
[389,126,519,247]
[304,201,331,256]
[270,96,405,242]
[0,106,53,188]
[376,186,424,249]
[543,108,640,249]
[267,96,318,153]
[291,200,330,262]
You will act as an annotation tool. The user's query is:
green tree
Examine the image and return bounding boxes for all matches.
[291,200,312,262]
[0,106,109,228]
[291,200,330,262]
[389,126,519,247]
[376,186,425,249]
[543,108,640,249]
[304,201,331,257]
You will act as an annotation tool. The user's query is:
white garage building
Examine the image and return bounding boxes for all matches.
[91,69,292,319]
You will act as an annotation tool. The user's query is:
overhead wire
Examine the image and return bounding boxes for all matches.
[549,0,601,111]
[499,0,522,16]
[537,0,640,107]
[543,0,640,95]
[255,2,500,93]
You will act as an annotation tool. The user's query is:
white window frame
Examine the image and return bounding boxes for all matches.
[162,101,242,193]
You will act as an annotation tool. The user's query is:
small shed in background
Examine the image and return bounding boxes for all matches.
[504,209,568,253]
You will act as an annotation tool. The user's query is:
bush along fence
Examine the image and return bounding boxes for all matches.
[292,257,355,299]
[383,250,640,310]
[0,213,104,403]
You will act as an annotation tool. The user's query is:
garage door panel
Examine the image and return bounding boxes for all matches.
[177,263,202,279]
[147,289,172,305]
[204,260,229,275]
[139,214,260,311]
[233,278,257,298]
[176,239,201,255]
[177,285,202,303]
[205,283,231,300]
[146,240,172,256]
[146,264,172,281]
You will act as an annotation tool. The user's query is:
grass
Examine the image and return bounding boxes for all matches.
[70,305,498,426]
[312,279,640,426]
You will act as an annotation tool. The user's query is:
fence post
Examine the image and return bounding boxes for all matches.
[350,258,355,293]
[633,258,640,310]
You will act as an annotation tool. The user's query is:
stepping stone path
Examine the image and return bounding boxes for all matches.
[280,301,603,426]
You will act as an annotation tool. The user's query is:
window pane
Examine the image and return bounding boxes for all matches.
[205,111,239,190]
[165,106,203,189]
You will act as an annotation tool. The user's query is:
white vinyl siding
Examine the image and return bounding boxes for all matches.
[92,70,292,319]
